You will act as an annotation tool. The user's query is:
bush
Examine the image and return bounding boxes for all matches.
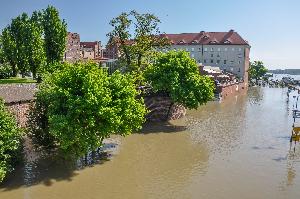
[0,63,12,79]
[144,50,215,109]
[31,62,147,157]
[0,98,22,183]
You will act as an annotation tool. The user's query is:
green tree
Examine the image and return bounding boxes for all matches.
[107,10,169,76]
[144,50,215,109]
[0,98,22,183]
[249,61,268,83]
[26,11,46,79]
[42,5,67,67]
[34,62,146,157]
[1,27,18,77]
[10,13,31,77]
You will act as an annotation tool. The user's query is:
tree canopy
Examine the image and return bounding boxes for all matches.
[144,50,215,109]
[249,61,268,82]
[107,10,169,76]
[0,5,66,78]
[35,62,147,157]
[42,5,67,66]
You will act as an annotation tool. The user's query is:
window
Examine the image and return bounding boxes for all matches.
[217,54,220,57]
[210,47,214,51]
[217,48,221,51]
[230,60,234,64]
[191,54,195,58]
[199,48,201,51]
[238,68,241,72]
[239,48,242,51]
[204,48,208,52]
[232,48,235,51]
[217,60,220,64]
[204,59,207,63]
[211,54,213,57]
[198,59,201,63]
[238,60,241,64]
[191,48,195,52]
[224,48,228,51]
[224,60,227,64]
[186,48,189,51]
[210,59,213,63]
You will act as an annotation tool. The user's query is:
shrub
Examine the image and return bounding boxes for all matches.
[0,98,22,183]
[144,50,215,109]
[32,62,146,157]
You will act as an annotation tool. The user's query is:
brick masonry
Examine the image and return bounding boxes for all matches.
[216,82,248,100]
[144,95,186,122]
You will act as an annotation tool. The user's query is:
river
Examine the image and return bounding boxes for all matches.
[1,87,300,199]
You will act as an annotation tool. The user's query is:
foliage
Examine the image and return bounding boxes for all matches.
[34,62,146,157]
[0,63,12,79]
[27,11,46,79]
[10,13,31,77]
[1,6,65,78]
[144,50,215,109]
[1,27,18,77]
[42,5,67,67]
[27,98,54,149]
[249,61,268,83]
[0,98,22,183]
[107,10,169,80]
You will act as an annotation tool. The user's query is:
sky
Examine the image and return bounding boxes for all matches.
[0,0,300,69]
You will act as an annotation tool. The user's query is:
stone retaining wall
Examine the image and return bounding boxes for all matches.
[216,82,248,100]
[144,94,186,122]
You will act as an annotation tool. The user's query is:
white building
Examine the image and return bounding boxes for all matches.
[161,30,250,81]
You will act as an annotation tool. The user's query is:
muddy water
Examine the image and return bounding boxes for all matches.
[1,87,300,199]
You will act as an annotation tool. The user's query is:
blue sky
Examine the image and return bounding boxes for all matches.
[0,0,300,69]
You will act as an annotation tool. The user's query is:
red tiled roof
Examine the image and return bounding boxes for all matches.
[161,30,249,45]
[80,41,99,48]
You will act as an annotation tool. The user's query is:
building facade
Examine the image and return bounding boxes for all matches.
[80,41,103,60]
[161,30,250,81]
[64,32,81,62]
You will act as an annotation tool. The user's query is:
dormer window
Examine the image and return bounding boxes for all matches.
[224,40,231,44]
[179,40,185,44]
[191,40,198,44]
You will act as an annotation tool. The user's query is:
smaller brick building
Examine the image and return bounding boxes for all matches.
[64,32,81,63]
[80,41,103,60]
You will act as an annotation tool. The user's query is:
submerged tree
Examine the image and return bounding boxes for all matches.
[107,10,169,76]
[249,61,268,83]
[144,50,215,109]
[33,62,147,157]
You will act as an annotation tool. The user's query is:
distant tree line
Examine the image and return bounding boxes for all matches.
[0,6,67,79]
[268,69,300,75]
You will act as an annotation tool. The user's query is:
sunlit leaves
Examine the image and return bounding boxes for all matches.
[0,99,21,182]
[144,50,215,109]
[36,62,147,157]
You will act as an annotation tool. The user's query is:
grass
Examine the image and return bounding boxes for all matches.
[0,77,36,84]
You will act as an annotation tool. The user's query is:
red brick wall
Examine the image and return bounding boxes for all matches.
[218,82,248,100]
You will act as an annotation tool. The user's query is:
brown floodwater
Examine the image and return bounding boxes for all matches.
[1,87,300,199]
